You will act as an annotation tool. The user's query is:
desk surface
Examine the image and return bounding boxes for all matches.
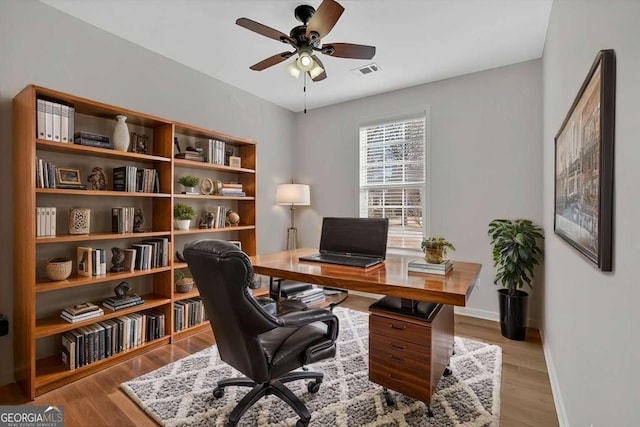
[250,249,481,307]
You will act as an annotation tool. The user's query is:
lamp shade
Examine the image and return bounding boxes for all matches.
[276,184,310,206]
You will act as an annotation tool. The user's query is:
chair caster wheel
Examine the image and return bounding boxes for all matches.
[426,405,434,417]
[382,388,395,406]
[307,380,321,393]
[296,419,309,427]
[213,387,225,398]
[444,367,452,376]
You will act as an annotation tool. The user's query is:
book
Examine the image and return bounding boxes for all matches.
[74,131,110,142]
[74,138,114,149]
[61,332,76,370]
[62,302,102,316]
[36,99,46,139]
[60,105,69,143]
[44,100,53,140]
[104,294,142,306]
[122,248,137,271]
[52,102,61,142]
[60,309,104,323]
[407,258,453,275]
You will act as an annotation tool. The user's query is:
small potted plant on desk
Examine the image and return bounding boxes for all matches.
[178,175,199,194]
[421,236,456,264]
[488,219,544,340]
[174,203,196,230]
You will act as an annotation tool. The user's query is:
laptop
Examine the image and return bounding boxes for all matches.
[299,217,389,268]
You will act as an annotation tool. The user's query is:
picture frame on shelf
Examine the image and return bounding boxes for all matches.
[56,167,81,185]
[130,132,149,154]
[229,156,241,168]
[554,49,615,272]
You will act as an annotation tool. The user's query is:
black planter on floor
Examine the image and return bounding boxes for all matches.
[498,288,529,340]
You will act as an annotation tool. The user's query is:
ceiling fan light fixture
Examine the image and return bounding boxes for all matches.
[287,61,302,79]
[297,51,314,71]
[309,61,325,79]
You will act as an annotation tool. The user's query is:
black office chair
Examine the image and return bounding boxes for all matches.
[184,240,339,426]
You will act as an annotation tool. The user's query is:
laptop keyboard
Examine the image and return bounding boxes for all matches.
[313,254,379,267]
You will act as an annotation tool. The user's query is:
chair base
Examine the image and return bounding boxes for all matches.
[214,370,324,426]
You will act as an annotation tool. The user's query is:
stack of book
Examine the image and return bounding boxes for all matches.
[113,166,159,193]
[407,258,453,275]
[60,302,104,323]
[220,183,246,197]
[103,294,144,311]
[73,131,112,149]
[286,285,326,304]
[195,139,226,165]
[36,207,56,237]
[174,150,204,162]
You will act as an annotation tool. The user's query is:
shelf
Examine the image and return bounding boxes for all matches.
[36,231,171,244]
[36,266,172,293]
[35,294,171,338]
[37,139,171,163]
[174,158,255,174]
[174,287,200,301]
[173,322,210,341]
[173,194,254,200]
[35,336,170,394]
[174,262,188,269]
[173,225,255,235]
[36,188,171,198]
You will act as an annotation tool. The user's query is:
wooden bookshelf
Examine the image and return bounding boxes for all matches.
[13,84,258,399]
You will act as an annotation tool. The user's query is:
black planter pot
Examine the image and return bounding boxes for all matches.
[498,288,529,340]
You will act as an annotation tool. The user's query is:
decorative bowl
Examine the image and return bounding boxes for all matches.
[46,257,72,281]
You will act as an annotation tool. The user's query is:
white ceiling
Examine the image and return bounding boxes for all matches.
[41,0,553,113]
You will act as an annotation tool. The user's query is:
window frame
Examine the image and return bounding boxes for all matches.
[358,109,430,251]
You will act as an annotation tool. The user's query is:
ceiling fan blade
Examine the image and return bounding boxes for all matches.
[236,18,294,44]
[310,55,327,81]
[323,43,376,59]
[305,0,344,40]
[250,51,295,71]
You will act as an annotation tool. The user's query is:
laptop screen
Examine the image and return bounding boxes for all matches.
[319,217,389,259]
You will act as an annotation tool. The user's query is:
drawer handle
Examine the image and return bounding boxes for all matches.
[389,324,406,331]
[390,343,406,350]
[388,374,403,381]
[389,354,404,362]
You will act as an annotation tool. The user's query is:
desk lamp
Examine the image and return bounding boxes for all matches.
[276,184,310,250]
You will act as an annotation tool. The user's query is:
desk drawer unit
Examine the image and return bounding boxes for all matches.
[368,302,454,404]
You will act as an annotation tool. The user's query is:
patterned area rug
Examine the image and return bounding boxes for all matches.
[122,308,501,426]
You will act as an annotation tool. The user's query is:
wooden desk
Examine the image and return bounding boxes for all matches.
[250,248,481,307]
[251,249,482,412]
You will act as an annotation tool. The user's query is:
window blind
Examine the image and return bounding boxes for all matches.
[359,117,426,249]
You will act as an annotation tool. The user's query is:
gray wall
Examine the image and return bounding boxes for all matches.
[0,1,295,386]
[542,1,640,425]
[293,60,544,322]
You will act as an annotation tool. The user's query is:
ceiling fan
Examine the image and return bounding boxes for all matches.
[236,0,376,82]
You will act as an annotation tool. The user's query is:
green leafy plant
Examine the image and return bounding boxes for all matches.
[178,175,199,188]
[487,219,544,295]
[421,236,456,263]
[173,203,196,220]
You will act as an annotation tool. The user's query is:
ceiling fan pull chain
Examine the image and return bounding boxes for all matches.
[304,72,307,114]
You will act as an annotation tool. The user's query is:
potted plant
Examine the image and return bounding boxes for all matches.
[488,219,544,340]
[420,236,456,264]
[174,203,195,230]
[174,269,194,293]
[178,175,199,194]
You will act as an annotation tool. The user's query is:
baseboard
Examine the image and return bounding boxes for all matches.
[539,328,570,427]
[454,306,499,322]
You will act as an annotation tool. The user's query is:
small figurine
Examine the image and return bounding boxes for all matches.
[133,208,144,233]
[110,247,125,272]
[114,281,131,299]
[87,167,107,191]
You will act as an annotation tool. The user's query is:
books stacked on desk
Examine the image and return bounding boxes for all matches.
[285,285,326,304]
[102,295,144,311]
[61,302,104,323]
[407,258,453,275]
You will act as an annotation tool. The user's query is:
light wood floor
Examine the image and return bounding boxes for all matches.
[0,295,558,426]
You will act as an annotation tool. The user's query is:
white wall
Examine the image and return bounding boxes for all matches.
[0,1,295,386]
[542,1,640,426]
[293,60,543,322]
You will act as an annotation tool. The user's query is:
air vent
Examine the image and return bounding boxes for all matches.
[351,63,381,76]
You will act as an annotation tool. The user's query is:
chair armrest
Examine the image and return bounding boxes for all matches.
[278,308,339,340]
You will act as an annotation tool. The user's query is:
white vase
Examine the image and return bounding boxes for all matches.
[113,115,130,151]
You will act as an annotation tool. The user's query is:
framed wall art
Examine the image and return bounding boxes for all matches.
[554,49,615,271]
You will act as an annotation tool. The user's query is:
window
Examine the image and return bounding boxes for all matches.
[359,116,427,249]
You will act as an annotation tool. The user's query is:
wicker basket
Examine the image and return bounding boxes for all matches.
[46,257,72,281]
[175,278,194,293]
